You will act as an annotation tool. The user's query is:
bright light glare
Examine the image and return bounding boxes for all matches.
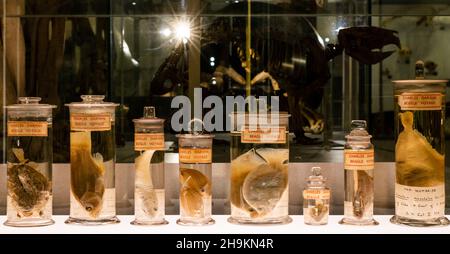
[160,28,171,37]
[325,37,330,43]
[174,21,191,43]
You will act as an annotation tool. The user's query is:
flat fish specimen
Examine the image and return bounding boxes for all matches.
[135,150,158,217]
[230,149,267,217]
[309,201,328,222]
[7,148,50,217]
[70,131,105,218]
[242,148,289,217]
[352,171,374,218]
[179,168,211,217]
[396,111,444,187]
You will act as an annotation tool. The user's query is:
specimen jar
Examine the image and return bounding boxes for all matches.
[391,79,449,226]
[177,133,214,226]
[131,106,168,225]
[303,167,330,225]
[65,95,119,225]
[229,111,291,224]
[5,97,56,227]
[339,120,378,226]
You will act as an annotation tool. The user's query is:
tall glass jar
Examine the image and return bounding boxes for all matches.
[228,112,291,224]
[4,97,56,227]
[391,80,449,226]
[131,106,168,225]
[177,133,214,226]
[339,120,378,226]
[65,95,120,225]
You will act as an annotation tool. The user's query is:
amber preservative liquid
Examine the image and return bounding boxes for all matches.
[5,97,56,227]
[228,112,291,224]
[303,167,330,225]
[131,106,168,225]
[339,120,378,226]
[65,95,120,225]
[177,133,214,226]
[391,79,449,226]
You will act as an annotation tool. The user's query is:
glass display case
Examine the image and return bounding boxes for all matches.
[1,0,450,220]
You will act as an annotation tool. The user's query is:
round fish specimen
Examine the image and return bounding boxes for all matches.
[7,148,50,217]
[135,150,158,217]
[70,131,105,218]
[242,148,288,217]
[396,111,444,187]
[179,168,211,217]
[230,149,267,217]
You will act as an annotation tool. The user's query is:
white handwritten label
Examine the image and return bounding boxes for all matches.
[395,183,445,220]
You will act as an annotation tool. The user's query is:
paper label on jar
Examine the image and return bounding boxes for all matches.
[303,189,330,200]
[179,148,212,163]
[7,121,48,137]
[344,149,374,170]
[398,93,442,111]
[134,133,165,151]
[395,183,445,220]
[70,113,111,131]
[241,126,286,144]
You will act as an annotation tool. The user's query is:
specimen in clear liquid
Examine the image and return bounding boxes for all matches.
[7,148,50,217]
[179,168,211,217]
[396,111,444,187]
[231,148,288,218]
[135,150,158,217]
[353,171,374,218]
[308,201,328,222]
[70,131,105,218]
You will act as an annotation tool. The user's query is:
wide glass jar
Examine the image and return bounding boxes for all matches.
[391,80,449,226]
[228,112,291,224]
[177,133,214,226]
[65,95,119,225]
[132,106,168,225]
[4,97,56,227]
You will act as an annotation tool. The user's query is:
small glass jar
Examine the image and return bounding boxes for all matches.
[65,95,120,225]
[228,112,291,225]
[176,132,214,226]
[303,167,330,226]
[131,107,168,225]
[391,79,449,226]
[339,120,378,226]
[4,97,56,227]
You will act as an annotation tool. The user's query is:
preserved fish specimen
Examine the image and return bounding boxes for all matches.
[339,120,378,226]
[65,95,119,225]
[132,106,167,225]
[391,77,449,226]
[229,112,291,224]
[5,97,55,227]
[177,131,214,226]
[303,167,330,225]
[396,112,444,187]
[70,131,105,218]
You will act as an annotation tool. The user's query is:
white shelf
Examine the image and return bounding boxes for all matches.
[0,215,449,234]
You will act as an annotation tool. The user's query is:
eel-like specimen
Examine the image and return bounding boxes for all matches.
[396,111,444,187]
[352,171,374,218]
[179,168,211,217]
[7,148,50,217]
[70,131,105,218]
[135,150,158,217]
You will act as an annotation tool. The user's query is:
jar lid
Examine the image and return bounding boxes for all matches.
[5,97,57,110]
[393,79,448,84]
[176,118,214,139]
[345,120,371,140]
[306,167,327,187]
[133,106,165,124]
[65,95,118,108]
